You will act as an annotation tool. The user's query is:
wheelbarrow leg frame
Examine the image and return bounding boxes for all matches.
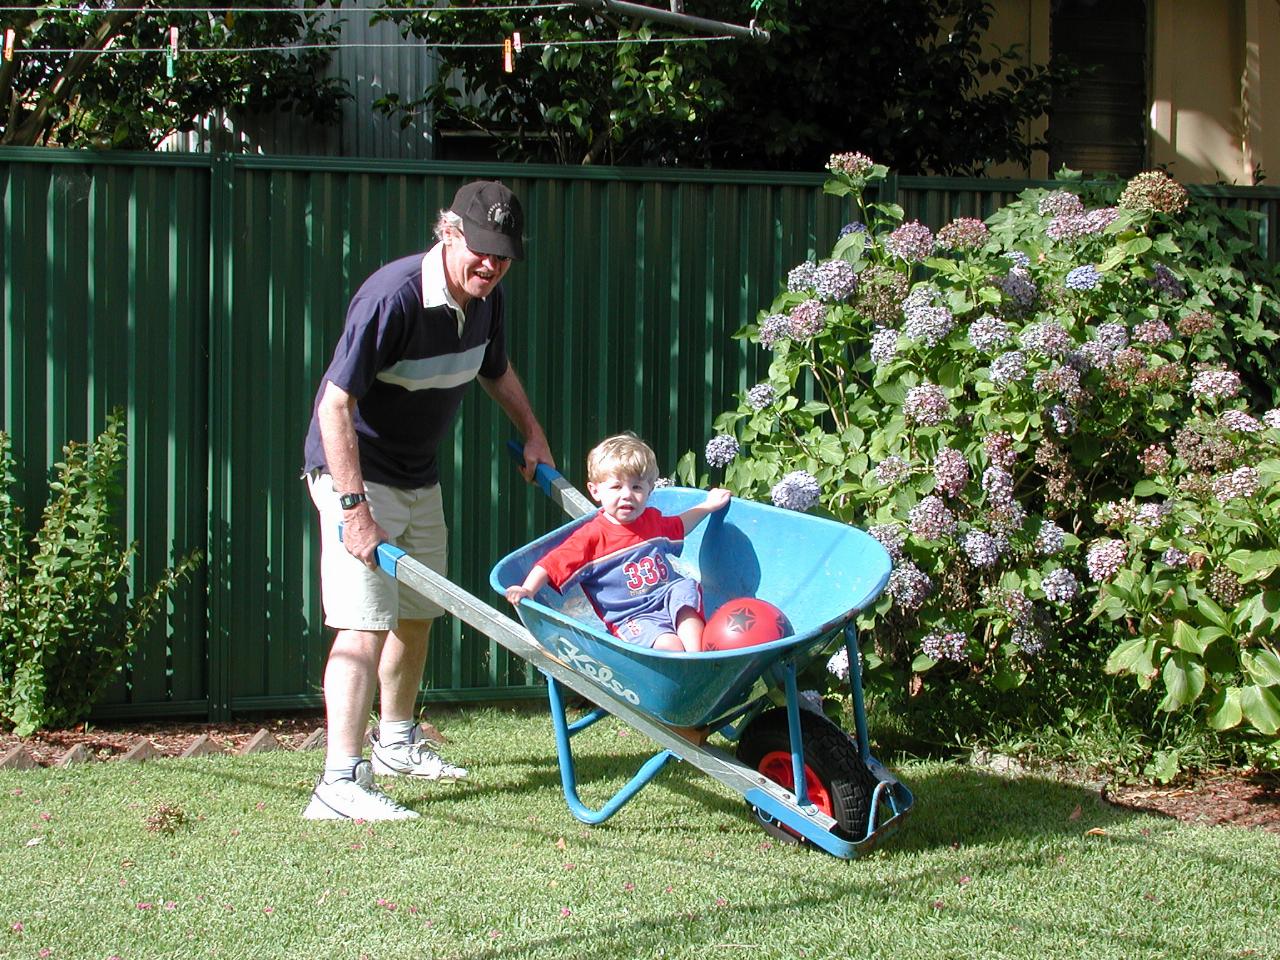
[378,542,912,858]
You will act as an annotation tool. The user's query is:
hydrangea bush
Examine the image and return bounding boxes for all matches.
[681,154,1280,765]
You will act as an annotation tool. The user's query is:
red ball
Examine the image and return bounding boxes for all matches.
[702,597,793,651]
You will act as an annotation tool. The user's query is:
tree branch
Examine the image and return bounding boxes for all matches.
[2,0,147,146]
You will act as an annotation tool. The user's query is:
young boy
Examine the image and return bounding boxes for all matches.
[505,433,730,652]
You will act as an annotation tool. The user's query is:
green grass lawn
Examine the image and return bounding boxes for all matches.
[1,705,1276,960]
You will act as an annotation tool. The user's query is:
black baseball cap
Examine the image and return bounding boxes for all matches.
[449,180,525,261]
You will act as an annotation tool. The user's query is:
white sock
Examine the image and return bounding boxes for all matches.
[379,718,417,746]
[322,755,364,784]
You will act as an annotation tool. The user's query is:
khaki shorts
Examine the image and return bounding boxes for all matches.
[307,472,448,629]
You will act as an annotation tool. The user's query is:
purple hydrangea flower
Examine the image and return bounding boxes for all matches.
[813,260,858,302]
[990,350,1027,385]
[921,629,969,663]
[838,221,868,238]
[771,470,820,511]
[1038,190,1085,218]
[999,267,1037,311]
[1041,568,1079,603]
[887,561,932,611]
[789,299,827,340]
[827,152,875,178]
[826,647,851,681]
[1212,466,1260,501]
[963,530,1001,567]
[1012,626,1046,657]
[1162,547,1189,567]
[901,284,955,346]
[1006,251,1032,268]
[1133,320,1172,345]
[1086,539,1127,581]
[704,434,739,468]
[936,217,990,252]
[883,221,935,262]
[746,383,776,410]
[874,455,911,486]
[1021,320,1073,358]
[1064,264,1102,291]
[1094,323,1130,350]
[870,328,900,365]
[933,447,970,498]
[1264,409,1280,430]
[984,432,1017,469]
[758,313,791,348]
[1046,403,1077,437]
[1219,410,1262,433]
[1190,368,1243,400]
[909,495,957,540]
[1149,262,1186,299]
[982,466,1015,505]
[787,261,818,292]
[904,383,949,427]
[1035,521,1065,556]
[968,314,1012,353]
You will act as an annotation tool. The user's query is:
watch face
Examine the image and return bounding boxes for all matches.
[340,493,366,509]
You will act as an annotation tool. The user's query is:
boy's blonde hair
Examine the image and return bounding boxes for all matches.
[586,432,659,484]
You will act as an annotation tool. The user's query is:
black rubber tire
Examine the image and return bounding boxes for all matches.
[735,707,876,845]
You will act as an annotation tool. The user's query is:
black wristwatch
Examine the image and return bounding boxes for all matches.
[338,492,368,510]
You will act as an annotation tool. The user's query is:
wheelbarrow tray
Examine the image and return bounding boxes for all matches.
[489,487,892,729]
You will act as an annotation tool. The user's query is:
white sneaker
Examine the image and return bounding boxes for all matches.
[370,725,468,781]
[302,760,419,821]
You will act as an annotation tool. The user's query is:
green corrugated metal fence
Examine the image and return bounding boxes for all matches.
[3,147,1278,721]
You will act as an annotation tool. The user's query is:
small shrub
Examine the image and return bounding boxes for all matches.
[682,154,1280,768]
[0,412,201,735]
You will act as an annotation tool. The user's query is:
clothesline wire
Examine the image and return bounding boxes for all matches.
[2,3,574,14]
[11,35,731,55]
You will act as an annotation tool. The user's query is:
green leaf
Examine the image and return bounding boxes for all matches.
[1105,637,1155,677]
[1206,687,1243,731]
[1241,648,1280,686]
[1124,235,1153,256]
[1194,596,1230,630]
[911,654,936,672]
[1158,653,1206,711]
[1225,549,1280,583]
[1170,619,1215,656]
[1239,684,1280,734]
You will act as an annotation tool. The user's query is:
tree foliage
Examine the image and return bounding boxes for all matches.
[0,0,347,149]
[374,0,1075,172]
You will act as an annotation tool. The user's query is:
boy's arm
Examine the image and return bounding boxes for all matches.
[679,487,732,534]
[505,564,552,604]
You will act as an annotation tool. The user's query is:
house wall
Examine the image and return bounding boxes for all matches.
[986,0,1280,185]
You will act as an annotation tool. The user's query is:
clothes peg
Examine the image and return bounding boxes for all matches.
[3,28,15,63]
[503,37,513,73]
[166,25,178,78]
[512,31,523,53]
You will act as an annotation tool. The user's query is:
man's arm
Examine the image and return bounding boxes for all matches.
[479,363,555,480]
[316,379,387,566]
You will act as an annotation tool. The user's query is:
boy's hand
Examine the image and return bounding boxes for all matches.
[506,585,534,604]
[705,487,732,511]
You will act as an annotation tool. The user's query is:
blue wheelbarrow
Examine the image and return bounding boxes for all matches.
[373,457,914,858]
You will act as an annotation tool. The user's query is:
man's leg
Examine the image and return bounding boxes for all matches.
[325,627,388,759]
[377,618,431,723]
[370,616,468,781]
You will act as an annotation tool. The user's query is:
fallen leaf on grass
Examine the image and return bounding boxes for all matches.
[1084,827,1107,837]
[1068,804,1082,821]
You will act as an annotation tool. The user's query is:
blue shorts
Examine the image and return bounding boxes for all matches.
[611,578,704,649]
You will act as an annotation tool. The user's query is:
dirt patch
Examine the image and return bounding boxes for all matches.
[1103,771,1280,834]
[2,716,1278,834]
[0,714,325,766]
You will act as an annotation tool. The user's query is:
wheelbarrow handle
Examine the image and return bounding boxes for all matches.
[337,522,407,578]
[506,438,562,498]
[506,439,595,519]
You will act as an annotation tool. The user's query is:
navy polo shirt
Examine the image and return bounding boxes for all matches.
[303,243,509,488]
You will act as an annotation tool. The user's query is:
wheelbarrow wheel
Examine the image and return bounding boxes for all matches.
[736,707,875,845]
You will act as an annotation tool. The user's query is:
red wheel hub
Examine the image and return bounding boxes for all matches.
[757,750,834,815]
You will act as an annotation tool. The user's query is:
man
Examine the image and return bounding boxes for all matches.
[301,180,553,821]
